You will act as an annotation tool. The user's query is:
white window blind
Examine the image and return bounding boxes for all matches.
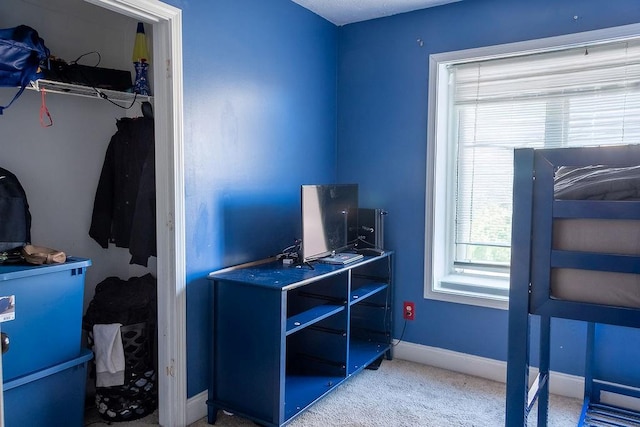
[450,39,640,272]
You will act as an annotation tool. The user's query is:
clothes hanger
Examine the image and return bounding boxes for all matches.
[141,101,153,119]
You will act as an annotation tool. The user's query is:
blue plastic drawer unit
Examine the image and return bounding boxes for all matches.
[3,348,93,427]
[0,257,91,381]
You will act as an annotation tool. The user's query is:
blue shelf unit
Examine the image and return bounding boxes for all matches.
[207,252,393,427]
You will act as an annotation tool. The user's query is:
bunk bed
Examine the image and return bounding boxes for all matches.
[505,144,640,427]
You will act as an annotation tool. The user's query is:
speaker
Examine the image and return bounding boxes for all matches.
[357,208,387,249]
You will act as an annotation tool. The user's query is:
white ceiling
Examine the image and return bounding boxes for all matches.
[290,0,461,26]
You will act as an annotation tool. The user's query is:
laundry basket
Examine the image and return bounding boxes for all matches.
[89,322,157,422]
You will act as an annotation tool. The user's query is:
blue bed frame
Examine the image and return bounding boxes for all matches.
[506,145,640,426]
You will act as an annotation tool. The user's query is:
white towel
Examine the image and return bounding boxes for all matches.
[93,323,125,387]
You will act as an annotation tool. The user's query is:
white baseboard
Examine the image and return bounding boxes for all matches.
[393,340,585,400]
[187,390,209,425]
[187,341,584,423]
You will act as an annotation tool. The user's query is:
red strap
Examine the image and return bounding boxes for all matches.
[39,89,53,128]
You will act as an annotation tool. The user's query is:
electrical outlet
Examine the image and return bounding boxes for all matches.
[403,301,415,320]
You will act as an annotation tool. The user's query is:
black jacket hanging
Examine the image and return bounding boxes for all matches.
[89,116,156,266]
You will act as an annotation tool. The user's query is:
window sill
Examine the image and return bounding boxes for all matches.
[425,273,509,310]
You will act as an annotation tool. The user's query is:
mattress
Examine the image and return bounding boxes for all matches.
[550,165,640,308]
[554,164,640,200]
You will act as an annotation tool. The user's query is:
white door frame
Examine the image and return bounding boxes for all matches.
[84,1,186,426]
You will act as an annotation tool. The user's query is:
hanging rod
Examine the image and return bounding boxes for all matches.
[29,79,152,103]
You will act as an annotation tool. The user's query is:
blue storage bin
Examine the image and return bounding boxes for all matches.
[3,349,93,427]
[0,257,91,381]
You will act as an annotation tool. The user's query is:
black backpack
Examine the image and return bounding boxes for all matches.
[0,167,31,253]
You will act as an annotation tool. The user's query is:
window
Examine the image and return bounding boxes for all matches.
[425,24,640,309]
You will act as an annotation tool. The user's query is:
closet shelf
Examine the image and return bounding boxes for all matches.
[28,79,152,103]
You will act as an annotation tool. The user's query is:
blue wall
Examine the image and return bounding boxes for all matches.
[166,0,640,398]
[338,0,640,384]
[166,0,337,396]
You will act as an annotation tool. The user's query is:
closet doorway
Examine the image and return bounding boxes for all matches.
[0,0,186,425]
[87,1,186,426]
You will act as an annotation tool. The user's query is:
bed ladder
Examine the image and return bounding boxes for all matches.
[506,311,552,427]
[579,323,640,427]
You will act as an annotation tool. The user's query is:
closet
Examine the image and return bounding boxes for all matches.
[1,0,159,422]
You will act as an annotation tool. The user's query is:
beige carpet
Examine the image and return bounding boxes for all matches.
[85,359,583,426]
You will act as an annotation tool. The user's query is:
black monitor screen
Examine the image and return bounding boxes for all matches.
[301,184,358,261]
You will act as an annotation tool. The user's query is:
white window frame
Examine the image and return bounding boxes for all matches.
[424,23,640,310]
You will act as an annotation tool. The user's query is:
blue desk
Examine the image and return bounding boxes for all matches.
[207,252,393,426]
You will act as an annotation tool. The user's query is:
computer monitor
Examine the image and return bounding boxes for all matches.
[301,184,358,262]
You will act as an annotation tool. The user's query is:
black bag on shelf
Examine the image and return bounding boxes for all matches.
[0,166,31,256]
[43,58,132,92]
[0,25,49,114]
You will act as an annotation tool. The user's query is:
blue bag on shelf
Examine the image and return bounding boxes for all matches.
[0,25,49,115]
